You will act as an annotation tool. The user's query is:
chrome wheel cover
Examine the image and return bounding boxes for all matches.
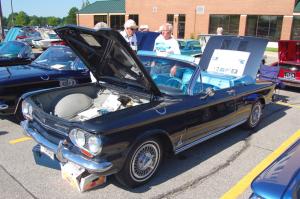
[250,102,262,127]
[130,141,160,182]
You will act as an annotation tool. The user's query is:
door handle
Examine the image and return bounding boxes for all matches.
[226,89,235,95]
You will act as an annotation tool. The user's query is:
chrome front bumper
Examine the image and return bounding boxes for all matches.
[278,78,300,88]
[21,120,112,173]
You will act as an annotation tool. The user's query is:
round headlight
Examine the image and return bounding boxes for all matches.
[70,129,86,147]
[88,136,102,154]
[75,130,86,147]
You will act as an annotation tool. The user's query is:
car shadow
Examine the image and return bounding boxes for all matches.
[0,115,20,124]
[280,86,300,93]
[0,131,8,136]
[111,102,290,193]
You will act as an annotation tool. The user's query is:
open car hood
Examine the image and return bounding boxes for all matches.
[278,40,300,64]
[199,36,268,79]
[55,25,161,96]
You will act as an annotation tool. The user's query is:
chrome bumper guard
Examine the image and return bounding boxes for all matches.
[21,120,112,173]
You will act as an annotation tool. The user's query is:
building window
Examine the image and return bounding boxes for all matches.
[246,15,283,41]
[110,15,125,30]
[292,16,300,40]
[167,14,174,26]
[94,15,107,25]
[209,15,240,35]
[178,14,186,39]
[128,14,139,25]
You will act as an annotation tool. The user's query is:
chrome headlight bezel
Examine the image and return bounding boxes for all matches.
[22,100,33,120]
[69,128,102,156]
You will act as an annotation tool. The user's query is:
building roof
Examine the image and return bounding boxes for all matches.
[295,0,300,12]
[79,0,125,14]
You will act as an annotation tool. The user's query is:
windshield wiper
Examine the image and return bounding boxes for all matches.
[30,62,49,68]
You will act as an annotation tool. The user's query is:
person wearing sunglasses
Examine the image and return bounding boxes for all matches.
[153,23,181,55]
[120,19,138,52]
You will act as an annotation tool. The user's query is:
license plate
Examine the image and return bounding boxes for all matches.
[61,162,85,190]
[284,72,295,79]
[40,145,55,160]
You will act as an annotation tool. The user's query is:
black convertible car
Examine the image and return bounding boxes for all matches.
[21,26,275,189]
[0,46,90,118]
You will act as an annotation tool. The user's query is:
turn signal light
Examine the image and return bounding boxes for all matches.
[80,148,93,158]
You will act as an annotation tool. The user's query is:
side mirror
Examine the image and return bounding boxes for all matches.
[205,87,215,97]
[200,87,215,100]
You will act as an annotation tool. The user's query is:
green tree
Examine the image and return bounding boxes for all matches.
[47,17,60,26]
[29,16,40,26]
[39,17,48,26]
[2,17,8,28]
[7,13,18,27]
[15,11,30,26]
[65,7,79,25]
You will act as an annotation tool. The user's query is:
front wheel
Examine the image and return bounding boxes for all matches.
[243,101,262,129]
[115,138,163,188]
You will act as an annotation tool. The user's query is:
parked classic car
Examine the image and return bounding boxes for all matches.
[0,41,34,66]
[32,32,62,50]
[21,26,275,189]
[250,139,300,199]
[177,39,202,56]
[0,45,90,117]
[272,40,300,87]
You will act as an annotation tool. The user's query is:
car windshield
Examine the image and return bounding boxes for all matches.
[138,55,196,95]
[178,40,186,49]
[48,33,59,39]
[31,46,78,70]
[0,42,26,58]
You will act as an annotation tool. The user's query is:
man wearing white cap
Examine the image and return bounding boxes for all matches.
[120,19,138,51]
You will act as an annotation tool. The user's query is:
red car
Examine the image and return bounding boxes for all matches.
[275,40,300,87]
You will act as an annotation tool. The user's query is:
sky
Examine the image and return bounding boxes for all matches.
[1,0,96,18]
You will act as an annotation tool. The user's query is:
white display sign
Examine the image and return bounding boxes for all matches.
[207,49,250,76]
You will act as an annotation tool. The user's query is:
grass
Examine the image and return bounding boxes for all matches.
[265,47,278,52]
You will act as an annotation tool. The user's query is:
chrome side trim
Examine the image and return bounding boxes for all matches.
[0,104,9,110]
[21,120,112,173]
[175,119,247,154]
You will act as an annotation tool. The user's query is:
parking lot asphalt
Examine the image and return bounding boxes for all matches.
[0,87,299,199]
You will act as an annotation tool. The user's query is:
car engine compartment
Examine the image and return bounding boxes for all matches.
[69,89,149,121]
[32,84,150,121]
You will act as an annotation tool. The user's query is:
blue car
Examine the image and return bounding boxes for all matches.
[250,139,300,199]
[177,39,202,56]
[0,45,90,118]
[0,41,34,66]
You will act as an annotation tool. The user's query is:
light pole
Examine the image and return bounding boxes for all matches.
[0,0,4,40]
[10,0,14,25]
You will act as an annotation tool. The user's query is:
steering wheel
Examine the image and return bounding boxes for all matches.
[165,77,182,89]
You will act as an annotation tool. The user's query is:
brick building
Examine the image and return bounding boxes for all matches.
[77,0,300,41]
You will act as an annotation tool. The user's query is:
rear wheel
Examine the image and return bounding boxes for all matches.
[243,101,262,129]
[115,138,163,188]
